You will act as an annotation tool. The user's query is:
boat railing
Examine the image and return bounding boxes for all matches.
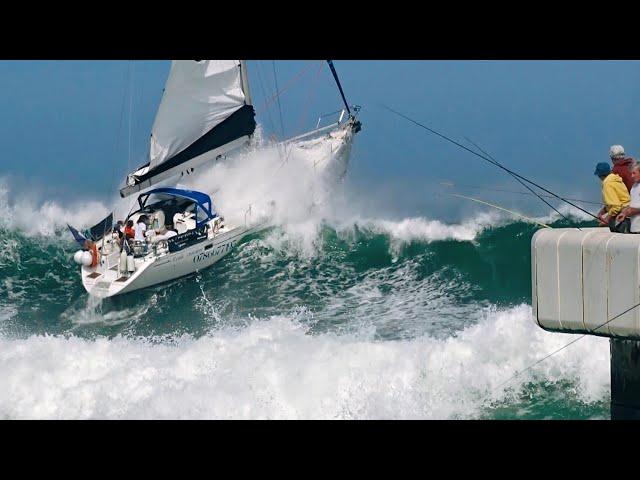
[280,108,359,146]
[315,109,347,130]
[280,121,342,146]
[103,249,121,270]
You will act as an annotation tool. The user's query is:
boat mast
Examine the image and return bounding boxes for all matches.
[240,60,252,106]
[326,60,351,117]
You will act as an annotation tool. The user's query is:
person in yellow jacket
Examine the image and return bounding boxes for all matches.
[594,162,630,232]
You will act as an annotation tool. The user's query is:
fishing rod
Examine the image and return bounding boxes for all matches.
[463,136,575,227]
[440,182,601,206]
[494,299,640,393]
[447,193,552,229]
[381,104,601,223]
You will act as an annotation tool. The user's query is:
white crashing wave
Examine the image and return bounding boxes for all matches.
[0,178,112,237]
[184,128,353,227]
[350,211,503,243]
[1,121,580,247]
[0,126,351,239]
[248,208,512,262]
[546,202,598,222]
[0,305,609,419]
[0,170,529,263]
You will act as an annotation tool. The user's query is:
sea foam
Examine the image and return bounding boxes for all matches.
[0,305,609,419]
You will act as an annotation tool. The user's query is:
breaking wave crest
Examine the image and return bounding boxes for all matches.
[0,305,609,419]
[0,149,605,419]
[0,178,111,237]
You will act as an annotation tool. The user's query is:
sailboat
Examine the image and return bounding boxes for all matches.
[71,60,362,298]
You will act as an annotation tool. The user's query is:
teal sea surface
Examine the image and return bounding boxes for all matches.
[0,207,611,419]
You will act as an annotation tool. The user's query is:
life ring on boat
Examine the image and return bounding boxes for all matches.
[89,243,99,268]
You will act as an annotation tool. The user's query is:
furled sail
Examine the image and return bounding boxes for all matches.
[121,60,256,198]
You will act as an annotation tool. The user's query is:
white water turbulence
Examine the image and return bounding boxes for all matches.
[178,128,514,258]
[0,305,609,419]
[348,212,504,256]
[543,202,598,223]
[184,127,353,226]
[0,178,111,237]
[0,123,611,419]
[0,127,542,246]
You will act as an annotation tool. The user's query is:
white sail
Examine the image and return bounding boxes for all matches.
[149,60,249,169]
[121,60,256,198]
[119,60,361,200]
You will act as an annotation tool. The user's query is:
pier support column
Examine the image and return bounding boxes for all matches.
[610,338,640,419]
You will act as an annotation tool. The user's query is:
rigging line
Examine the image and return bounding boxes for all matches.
[271,60,290,162]
[108,61,131,202]
[257,61,286,164]
[255,61,277,139]
[127,60,134,174]
[381,104,601,223]
[259,61,318,113]
[256,61,288,167]
[295,61,324,137]
[278,61,325,168]
[494,299,640,392]
[134,61,145,164]
[439,182,601,205]
[447,193,552,229]
[272,60,286,139]
[463,136,578,229]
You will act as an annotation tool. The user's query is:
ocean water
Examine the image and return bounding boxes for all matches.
[0,208,611,418]
[0,133,612,419]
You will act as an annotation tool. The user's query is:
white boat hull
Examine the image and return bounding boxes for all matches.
[283,116,357,184]
[81,223,264,299]
[80,117,360,299]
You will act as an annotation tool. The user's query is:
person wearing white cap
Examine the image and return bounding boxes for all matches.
[610,145,635,192]
[617,162,640,233]
[610,145,625,157]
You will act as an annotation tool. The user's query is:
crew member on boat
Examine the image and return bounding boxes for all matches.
[134,215,148,242]
[616,162,640,233]
[124,220,135,240]
[112,220,124,247]
[595,162,630,232]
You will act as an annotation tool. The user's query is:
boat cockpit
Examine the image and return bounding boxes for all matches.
[74,186,250,297]
[122,187,222,257]
[128,188,217,233]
